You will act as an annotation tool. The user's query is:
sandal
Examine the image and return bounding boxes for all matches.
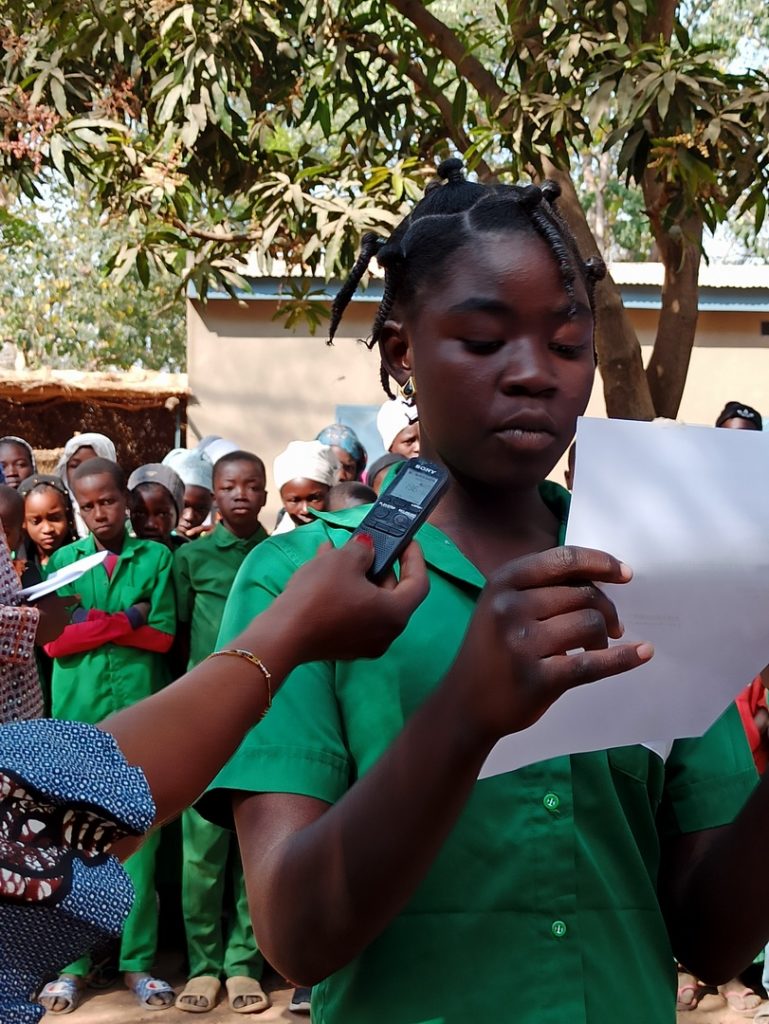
[37,976,84,1014]
[226,976,271,1014]
[718,983,763,1017]
[128,975,175,1010]
[676,983,701,1011]
[176,975,222,1013]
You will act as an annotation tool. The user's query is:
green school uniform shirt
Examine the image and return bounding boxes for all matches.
[201,482,758,1024]
[173,522,268,670]
[48,530,176,723]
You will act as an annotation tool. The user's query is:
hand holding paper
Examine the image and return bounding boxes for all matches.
[449,546,652,749]
[480,416,769,778]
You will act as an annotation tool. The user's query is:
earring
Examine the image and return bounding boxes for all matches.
[398,376,417,401]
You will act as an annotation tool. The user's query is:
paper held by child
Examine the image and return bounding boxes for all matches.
[18,549,109,601]
[480,416,769,778]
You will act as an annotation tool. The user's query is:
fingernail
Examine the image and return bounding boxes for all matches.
[636,642,654,661]
[617,621,625,637]
[354,532,373,548]
[618,562,633,581]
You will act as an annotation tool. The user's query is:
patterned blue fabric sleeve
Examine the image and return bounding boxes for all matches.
[0,719,155,1023]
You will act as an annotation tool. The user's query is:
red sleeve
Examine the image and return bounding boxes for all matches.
[736,677,769,774]
[43,610,133,658]
[114,625,174,654]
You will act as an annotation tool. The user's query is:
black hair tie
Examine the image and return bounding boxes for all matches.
[584,255,607,282]
[517,184,543,210]
[540,179,562,203]
[437,157,465,184]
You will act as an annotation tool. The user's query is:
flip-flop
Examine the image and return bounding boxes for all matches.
[225,976,271,1014]
[175,976,222,1013]
[719,984,764,1017]
[129,975,175,1010]
[676,983,701,1011]
[37,977,84,1014]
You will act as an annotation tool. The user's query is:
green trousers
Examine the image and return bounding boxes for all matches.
[65,829,161,975]
[181,807,263,980]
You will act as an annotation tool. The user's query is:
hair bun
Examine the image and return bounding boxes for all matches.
[517,184,542,210]
[540,179,561,203]
[437,157,465,184]
[584,255,607,282]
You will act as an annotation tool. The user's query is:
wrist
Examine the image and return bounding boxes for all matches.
[124,606,143,630]
[232,605,304,694]
[431,671,498,766]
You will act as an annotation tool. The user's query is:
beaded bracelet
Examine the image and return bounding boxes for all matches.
[207,648,273,716]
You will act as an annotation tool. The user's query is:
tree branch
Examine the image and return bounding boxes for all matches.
[131,194,263,244]
[644,0,678,42]
[384,0,508,113]
[351,31,496,181]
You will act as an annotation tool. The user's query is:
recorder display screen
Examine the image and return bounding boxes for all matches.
[389,471,438,505]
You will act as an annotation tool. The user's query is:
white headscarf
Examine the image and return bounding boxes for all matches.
[56,433,118,537]
[376,399,418,452]
[56,433,117,480]
[162,448,213,491]
[0,436,37,474]
[197,435,240,466]
[273,441,338,491]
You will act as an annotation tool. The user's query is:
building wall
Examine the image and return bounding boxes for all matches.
[188,298,387,521]
[188,297,769,520]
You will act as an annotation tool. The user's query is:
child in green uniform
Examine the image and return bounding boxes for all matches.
[39,458,177,1015]
[174,451,271,1015]
[201,160,769,1024]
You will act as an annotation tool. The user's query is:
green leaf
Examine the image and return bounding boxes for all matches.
[452,80,468,126]
[136,249,150,287]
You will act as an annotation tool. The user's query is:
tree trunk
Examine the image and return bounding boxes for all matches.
[541,159,656,420]
[643,200,704,419]
[639,0,702,421]
[641,166,704,420]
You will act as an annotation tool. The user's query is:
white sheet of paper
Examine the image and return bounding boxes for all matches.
[480,416,769,778]
[18,549,109,601]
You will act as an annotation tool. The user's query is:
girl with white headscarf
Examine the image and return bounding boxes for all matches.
[56,433,118,538]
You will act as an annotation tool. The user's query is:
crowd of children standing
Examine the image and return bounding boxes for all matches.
[0,400,419,1018]
[6,158,769,1024]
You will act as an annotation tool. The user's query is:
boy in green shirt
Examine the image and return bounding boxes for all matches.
[39,458,176,1015]
[173,451,271,1015]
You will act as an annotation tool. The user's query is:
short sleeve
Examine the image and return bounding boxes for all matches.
[658,702,758,838]
[172,546,194,625]
[198,528,353,829]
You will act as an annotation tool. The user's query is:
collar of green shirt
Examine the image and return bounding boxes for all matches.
[310,480,570,590]
[211,521,268,550]
[81,525,146,563]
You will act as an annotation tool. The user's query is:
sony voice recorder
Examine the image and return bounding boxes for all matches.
[350,458,449,582]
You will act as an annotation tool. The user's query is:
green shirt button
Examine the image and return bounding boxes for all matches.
[543,792,560,812]
[551,920,567,938]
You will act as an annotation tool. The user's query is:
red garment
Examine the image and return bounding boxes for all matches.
[43,609,172,659]
[736,676,769,774]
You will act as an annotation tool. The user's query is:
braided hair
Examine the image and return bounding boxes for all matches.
[328,158,606,397]
[18,474,79,552]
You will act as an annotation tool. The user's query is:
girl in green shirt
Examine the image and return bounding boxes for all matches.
[204,159,769,1024]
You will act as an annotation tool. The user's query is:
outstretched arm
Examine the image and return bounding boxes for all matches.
[101,537,428,828]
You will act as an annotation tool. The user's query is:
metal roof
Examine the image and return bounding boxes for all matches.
[190,262,769,314]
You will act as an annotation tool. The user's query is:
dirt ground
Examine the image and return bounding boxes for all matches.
[39,962,768,1023]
